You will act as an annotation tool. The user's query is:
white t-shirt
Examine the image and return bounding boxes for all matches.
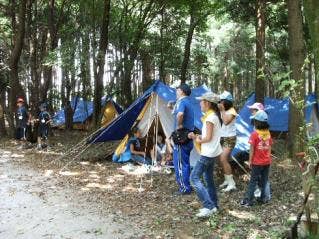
[201,113,223,158]
[221,108,237,137]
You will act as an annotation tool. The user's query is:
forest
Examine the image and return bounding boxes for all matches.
[0,0,319,238]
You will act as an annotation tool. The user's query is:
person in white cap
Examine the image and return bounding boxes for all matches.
[218,91,237,192]
[188,92,222,217]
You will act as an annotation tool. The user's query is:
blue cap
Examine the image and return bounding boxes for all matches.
[252,110,268,122]
[219,91,233,102]
[177,83,191,96]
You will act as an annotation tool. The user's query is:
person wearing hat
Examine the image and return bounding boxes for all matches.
[188,92,222,217]
[247,102,264,115]
[247,102,272,201]
[171,83,194,195]
[15,97,29,141]
[240,110,273,207]
[36,103,51,150]
[218,91,237,192]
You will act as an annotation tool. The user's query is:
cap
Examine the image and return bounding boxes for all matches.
[248,102,264,111]
[17,97,24,103]
[252,110,268,122]
[219,91,233,102]
[196,92,219,103]
[177,83,191,96]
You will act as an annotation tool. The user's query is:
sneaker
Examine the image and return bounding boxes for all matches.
[256,197,269,204]
[219,180,228,188]
[254,188,261,198]
[222,183,236,192]
[240,199,253,207]
[196,207,217,218]
[173,191,192,196]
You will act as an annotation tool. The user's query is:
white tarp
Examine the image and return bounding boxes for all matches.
[137,94,200,166]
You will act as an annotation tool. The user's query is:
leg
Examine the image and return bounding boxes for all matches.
[220,146,236,191]
[259,165,270,202]
[245,165,262,204]
[204,156,218,208]
[179,141,193,193]
[173,142,192,193]
[131,155,151,165]
[190,156,215,209]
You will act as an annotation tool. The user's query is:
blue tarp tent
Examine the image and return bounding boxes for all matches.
[88,80,209,166]
[89,80,209,143]
[233,93,319,155]
[52,97,123,127]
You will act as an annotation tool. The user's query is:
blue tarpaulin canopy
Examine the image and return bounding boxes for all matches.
[89,80,209,143]
[233,93,319,155]
[52,97,123,127]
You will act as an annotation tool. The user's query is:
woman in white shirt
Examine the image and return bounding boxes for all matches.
[218,91,237,192]
[189,92,222,218]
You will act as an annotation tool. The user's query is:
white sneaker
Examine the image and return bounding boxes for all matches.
[196,207,217,218]
[219,180,228,188]
[222,183,236,192]
[254,188,261,198]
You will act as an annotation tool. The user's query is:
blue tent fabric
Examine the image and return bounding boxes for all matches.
[52,97,122,126]
[305,93,317,123]
[232,93,318,156]
[89,80,210,144]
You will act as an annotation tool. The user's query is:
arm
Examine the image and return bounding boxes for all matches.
[249,144,254,168]
[196,122,214,144]
[221,111,235,125]
[176,112,184,129]
[130,144,145,157]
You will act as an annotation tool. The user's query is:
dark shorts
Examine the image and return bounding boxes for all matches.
[16,127,26,140]
[221,136,236,149]
[38,125,49,139]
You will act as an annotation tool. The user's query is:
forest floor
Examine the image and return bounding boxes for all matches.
[0,130,306,239]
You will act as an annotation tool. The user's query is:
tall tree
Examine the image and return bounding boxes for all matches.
[255,0,266,103]
[287,0,306,154]
[93,0,111,127]
[8,0,27,134]
[303,0,319,94]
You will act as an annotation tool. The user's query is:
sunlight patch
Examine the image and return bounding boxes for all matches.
[85,183,113,190]
[59,171,81,176]
[44,170,54,177]
[228,210,256,220]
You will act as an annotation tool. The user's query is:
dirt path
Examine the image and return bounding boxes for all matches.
[0,149,139,239]
[0,133,305,238]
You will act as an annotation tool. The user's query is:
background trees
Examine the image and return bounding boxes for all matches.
[0,0,318,136]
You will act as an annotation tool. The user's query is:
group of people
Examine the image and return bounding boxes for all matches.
[15,97,51,150]
[117,83,273,218]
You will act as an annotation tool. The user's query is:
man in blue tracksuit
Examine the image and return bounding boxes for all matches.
[172,83,194,195]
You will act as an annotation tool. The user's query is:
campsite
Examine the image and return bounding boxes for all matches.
[1,0,319,238]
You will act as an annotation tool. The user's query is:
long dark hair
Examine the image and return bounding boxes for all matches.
[209,102,222,125]
[221,99,233,111]
[254,120,270,130]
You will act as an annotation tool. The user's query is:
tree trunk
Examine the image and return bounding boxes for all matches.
[0,90,6,136]
[255,0,266,103]
[8,0,27,135]
[93,0,111,127]
[141,49,153,91]
[159,8,166,82]
[180,9,196,84]
[303,0,319,95]
[287,0,306,155]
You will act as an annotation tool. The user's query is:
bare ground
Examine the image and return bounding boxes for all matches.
[0,130,305,238]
